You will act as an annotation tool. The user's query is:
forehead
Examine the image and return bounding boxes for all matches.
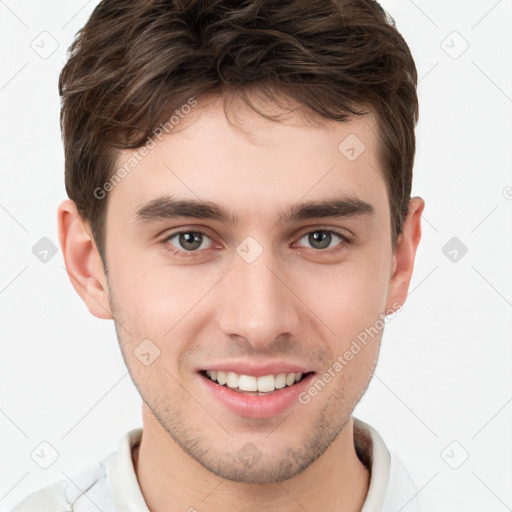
[108,94,388,225]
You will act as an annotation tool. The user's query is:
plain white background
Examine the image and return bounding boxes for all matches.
[0,1,511,510]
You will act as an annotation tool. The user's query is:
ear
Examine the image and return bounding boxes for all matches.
[57,199,112,319]
[385,196,425,313]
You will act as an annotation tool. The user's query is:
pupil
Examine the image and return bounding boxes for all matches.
[180,232,202,250]
[309,231,330,249]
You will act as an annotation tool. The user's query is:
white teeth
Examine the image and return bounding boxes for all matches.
[257,375,275,392]
[226,371,239,388]
[205,370,306,392]
[275,373,287,389]
[238,375,258,392]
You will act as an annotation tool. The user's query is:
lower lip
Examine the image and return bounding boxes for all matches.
[198,372,315,419]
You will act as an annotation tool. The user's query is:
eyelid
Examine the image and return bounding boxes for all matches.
[293,225,352,242]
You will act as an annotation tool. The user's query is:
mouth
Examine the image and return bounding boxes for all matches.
[196,361,317,418]
[200,369,314,396]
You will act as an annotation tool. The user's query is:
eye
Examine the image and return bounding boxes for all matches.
[163,231,214,254]
[295,229,348,252]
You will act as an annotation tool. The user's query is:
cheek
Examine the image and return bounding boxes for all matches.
[292,255,391,348]
[109,260,209,334]
[107,262,215,382]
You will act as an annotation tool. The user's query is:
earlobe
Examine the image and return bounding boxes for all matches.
[57,199,112,320]
[385,196,425,313]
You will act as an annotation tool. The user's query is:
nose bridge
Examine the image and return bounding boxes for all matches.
[215,243,300,348]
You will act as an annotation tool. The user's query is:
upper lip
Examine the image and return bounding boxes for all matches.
[198,361,314,377]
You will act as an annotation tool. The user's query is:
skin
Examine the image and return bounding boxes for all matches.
[58,92,424,512]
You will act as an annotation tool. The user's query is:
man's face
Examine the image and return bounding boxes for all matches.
[102,95,399,483]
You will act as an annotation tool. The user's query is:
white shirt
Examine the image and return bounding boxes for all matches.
[10,418,422,512]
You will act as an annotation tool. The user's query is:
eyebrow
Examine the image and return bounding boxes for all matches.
[133,194,375,226]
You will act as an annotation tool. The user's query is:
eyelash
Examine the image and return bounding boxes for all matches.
[161,228,350,259]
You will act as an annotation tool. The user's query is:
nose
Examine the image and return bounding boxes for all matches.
[215,245,301,350]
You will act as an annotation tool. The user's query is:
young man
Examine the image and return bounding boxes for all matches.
[12,0,425,510]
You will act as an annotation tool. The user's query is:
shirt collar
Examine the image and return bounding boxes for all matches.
[102,428,149,512]
[353,417,392,510]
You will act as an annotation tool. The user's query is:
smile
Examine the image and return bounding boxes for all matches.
[197,362,316,418]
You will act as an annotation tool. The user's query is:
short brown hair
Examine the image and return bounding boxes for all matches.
[59,0,418,262]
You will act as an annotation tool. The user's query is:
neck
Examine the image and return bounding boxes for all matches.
[133,406,370,512]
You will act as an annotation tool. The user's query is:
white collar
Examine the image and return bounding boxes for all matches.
[101,429,149,512]
[353,418,392,510]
